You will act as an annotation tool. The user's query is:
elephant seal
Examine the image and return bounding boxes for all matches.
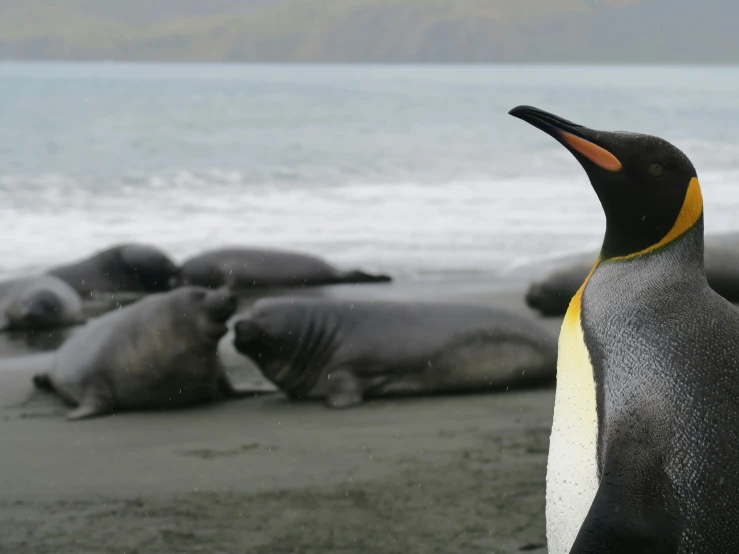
[232,297,557,409]
[47,243,179,297]
[178,247,391,290]
[32,286,250,421]
[526,235,739,317]
[0,275,83,331]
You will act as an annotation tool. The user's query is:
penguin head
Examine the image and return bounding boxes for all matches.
[509,105,703,260]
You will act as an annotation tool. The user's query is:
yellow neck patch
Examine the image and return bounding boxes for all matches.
[564,176,703,322]
[564,258,600,325]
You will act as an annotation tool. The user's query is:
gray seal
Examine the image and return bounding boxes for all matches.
[47,243,179,297]
[232,297,557,409]
[32,286,249,421]
[178,247,391,290]
[526,235,739,317]
[0,275,83,331]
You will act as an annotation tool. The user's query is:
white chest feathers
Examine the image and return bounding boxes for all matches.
[545,309,600,554]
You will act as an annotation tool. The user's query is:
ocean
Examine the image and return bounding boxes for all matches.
[3,62,739,284]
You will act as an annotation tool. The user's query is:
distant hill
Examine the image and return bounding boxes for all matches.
[1,0,737,63]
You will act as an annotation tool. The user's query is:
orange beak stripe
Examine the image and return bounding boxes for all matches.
[560,131,623,172]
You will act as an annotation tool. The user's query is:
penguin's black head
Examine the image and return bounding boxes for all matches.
[509,105,703,260]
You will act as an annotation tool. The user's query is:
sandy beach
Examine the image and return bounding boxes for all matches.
[0,282,560,554]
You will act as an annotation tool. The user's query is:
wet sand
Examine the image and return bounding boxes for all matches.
[0,281,560,554]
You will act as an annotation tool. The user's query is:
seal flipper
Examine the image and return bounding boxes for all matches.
[570,444,681,554]
[66,381,114,421]
[340,270,392,284]
[325,370,364,409]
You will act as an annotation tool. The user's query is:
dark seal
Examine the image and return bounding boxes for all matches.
[33,286,250,420]
[178,247,391,290]
[233,297,557,409]
[47,243,179,297]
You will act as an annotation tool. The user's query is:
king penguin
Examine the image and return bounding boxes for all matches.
[509,105,739,553]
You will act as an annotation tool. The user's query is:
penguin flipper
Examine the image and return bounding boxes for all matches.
[570,448,681,554]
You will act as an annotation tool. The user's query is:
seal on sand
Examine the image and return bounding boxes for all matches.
[47,243,179,296]
[232,297,557,409]
[178,247,391,290]
[33,286,251,421]
[0,275,83,331]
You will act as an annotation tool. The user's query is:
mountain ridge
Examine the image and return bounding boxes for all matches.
[0,0,735,63]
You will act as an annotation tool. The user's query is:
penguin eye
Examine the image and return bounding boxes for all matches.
[647,162,665,177]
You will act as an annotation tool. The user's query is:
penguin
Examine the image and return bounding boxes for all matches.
[509,105,739,554]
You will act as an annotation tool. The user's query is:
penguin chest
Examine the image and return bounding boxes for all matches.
[545,309,600,554]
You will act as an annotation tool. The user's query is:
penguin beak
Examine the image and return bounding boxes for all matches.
[509,105,622,172]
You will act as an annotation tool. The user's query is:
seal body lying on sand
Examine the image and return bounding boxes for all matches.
[178,248,391,290]
[232,297,557,409]
[0,275,83,331]
[33,286,248,421]
[526,235,739,316]
[47,243,179,296]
